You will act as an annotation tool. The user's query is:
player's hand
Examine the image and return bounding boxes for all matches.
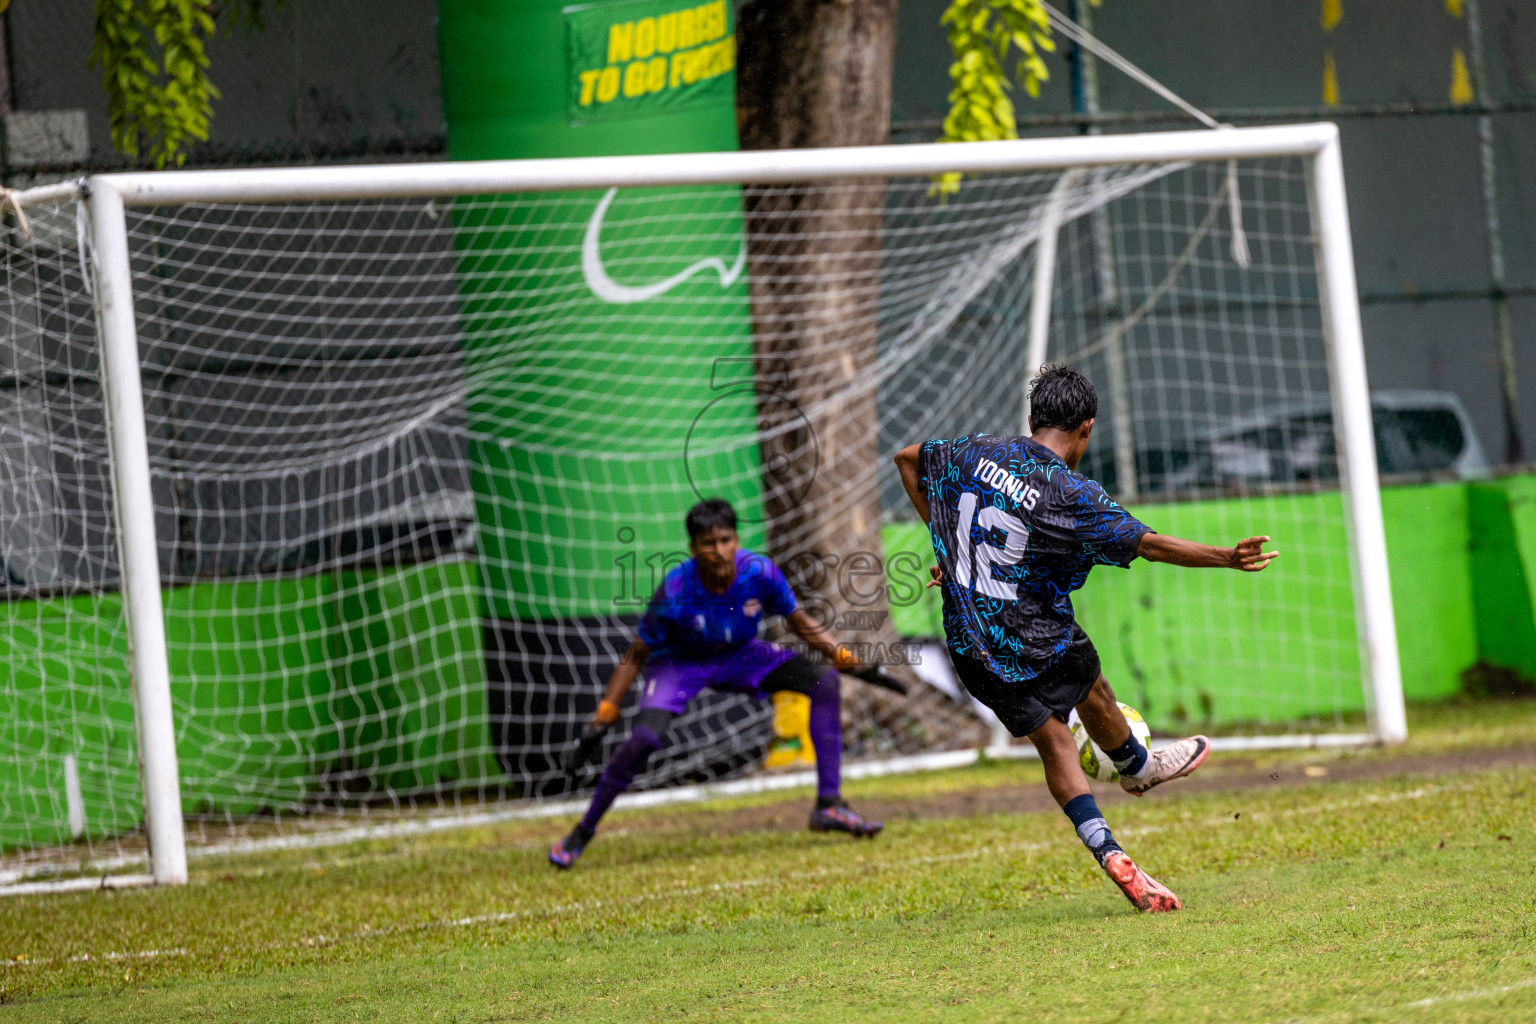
[1230,536,1279,572]
[563,721,612,778]
[927,564,943,588]
[564,722,611,778]
[564,700,620,778]
[850,664,908,696]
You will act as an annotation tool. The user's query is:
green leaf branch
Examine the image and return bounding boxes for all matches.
[938,0,1084,193]
[90,0,219,168]
[88,0,280,168]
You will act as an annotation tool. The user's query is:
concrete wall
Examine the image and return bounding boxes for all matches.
[5,0,443,163]
[890,0,1536,469]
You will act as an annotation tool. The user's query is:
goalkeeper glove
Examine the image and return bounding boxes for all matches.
[564,699,620,779]
[849,664,908,696]
[832,645,909,696]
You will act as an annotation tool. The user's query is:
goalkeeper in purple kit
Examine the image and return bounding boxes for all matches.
[895,365,1277,912]
[549,499,901,868]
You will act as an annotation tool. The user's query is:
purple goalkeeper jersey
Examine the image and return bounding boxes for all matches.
[637,548,798,663]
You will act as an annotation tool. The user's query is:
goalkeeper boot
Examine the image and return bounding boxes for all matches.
[548,824,594,869]
[1121,735,1210,796]
[809,799,883,838]
[1102,851,1181,913]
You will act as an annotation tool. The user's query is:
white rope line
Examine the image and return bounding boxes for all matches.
[1227,159,1252,266]
[1041,3,1219,129]
[75,196,96,299]
[1,187,34,239]
[6,177,86,210]
[1040,2,1251,266]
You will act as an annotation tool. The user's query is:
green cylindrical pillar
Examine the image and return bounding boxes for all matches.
[438,0,764,782]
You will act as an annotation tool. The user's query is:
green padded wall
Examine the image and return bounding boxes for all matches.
[0,562,493,851]
[1468,478,1536,680]
[884,477,1532,726]
[330,561,499,793]
[0,595,139,849]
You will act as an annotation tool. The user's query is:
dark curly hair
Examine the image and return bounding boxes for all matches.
[685,498,738,541]
[1028,364,1098,432]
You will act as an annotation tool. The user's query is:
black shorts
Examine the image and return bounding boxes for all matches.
[950,624,1102,738]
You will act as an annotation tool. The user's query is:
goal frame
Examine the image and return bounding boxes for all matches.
[12,121,1404,887]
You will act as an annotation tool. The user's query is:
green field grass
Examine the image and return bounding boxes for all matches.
[4,701,1535,1023]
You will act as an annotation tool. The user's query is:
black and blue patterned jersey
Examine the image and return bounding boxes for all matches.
[918,433,1151,683]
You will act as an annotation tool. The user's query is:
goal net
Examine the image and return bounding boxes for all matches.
[0,126,1400,884]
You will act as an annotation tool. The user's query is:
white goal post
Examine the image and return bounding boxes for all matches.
[7,122,1404,889]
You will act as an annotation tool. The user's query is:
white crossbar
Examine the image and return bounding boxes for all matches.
[14,124,1338,210]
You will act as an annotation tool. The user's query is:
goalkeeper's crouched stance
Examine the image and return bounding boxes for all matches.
[549,499,905,869]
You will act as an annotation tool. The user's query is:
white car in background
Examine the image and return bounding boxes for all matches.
[1079,390,1489,498]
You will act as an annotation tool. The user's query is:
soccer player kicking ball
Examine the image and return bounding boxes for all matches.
[894,365,1277,912]
[549,498,902,868]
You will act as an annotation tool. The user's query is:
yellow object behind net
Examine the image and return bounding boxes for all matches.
[764,692,815,770]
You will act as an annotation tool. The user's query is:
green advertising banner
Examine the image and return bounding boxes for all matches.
[566,0,735,125]
[438,0,762,623]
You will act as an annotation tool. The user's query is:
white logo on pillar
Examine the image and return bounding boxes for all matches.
[582,187,747,305]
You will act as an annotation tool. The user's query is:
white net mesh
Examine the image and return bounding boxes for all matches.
[0,153,1370,878]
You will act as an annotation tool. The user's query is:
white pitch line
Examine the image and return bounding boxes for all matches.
[68,948,189,966]
[1402,975,1536,1009]
[10,778,1474,969]
[8,733,1385,889]
[9,833,1070,968]
[2,946,187,970]
[0,873,156,897]
[1,731,1376,891]
[0,749,1016,887]
[1258,974,1536,1024]
[265,834,1072,952]
[177,747,1431,868]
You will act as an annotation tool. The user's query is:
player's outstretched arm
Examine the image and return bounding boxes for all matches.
[1137,533,1278,572]
[787,609,908,695]
[565,639,648,777]
[894,443,931,524]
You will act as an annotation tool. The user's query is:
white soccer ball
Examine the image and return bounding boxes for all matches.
[1069,702,1152,782]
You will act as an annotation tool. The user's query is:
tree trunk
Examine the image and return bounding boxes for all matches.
[737,0,984,754]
